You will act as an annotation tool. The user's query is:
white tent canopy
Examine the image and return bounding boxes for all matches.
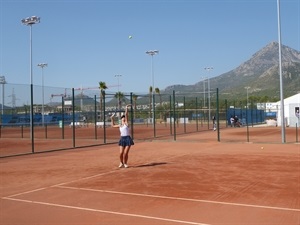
[276,93,300,127]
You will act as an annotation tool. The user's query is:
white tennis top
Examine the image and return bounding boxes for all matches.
[119,124,130,136]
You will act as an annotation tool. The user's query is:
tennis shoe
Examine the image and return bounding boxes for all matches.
[119,163,124,168]
[124,164,129,168]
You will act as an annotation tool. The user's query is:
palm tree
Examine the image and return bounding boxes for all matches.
[98,81,108,121]
[155,87,162,120]
[132,94,138,119]
[155,88,162,106]
[114,92,125,117]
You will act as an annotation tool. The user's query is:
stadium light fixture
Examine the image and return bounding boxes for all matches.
[245,86,250,109]
[277,0,286,143]
[114,74,122,92]
[201,76,206,108]
[0,76,6,115]
[204,67,213,127]
[146,50,159,126]
[115,74,122,117]
[37,63,47,126]
[22,15,40,151]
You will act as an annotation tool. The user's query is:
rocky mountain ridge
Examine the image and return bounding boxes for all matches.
[164,41,300,100]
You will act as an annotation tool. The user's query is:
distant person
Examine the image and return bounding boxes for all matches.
[212,115,216,131]
[296,110,299,118]
[82,116,87,127]
[110,104,134,168]
[234,116,240,127]
[230,116,235,127]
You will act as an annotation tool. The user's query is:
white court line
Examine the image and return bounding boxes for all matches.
[57,185,300,213]
[2,196,208,225]
[2,152,299,225]
[3,170,120,199]
[2,154,188,199]
[51,155,185,188]
[52,169,119,187]
[5,187,48,198]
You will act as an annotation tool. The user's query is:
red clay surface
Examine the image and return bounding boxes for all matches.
[0,128,299,225]
[0,124,299,157]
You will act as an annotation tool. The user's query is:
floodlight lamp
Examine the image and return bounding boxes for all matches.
[0,76,6,84]
[22,16,40,25]
[146,50,159,56]
[37,63,48,68]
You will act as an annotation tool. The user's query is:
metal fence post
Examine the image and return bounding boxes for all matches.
[62,96,65,139]
[72,88,75,148]
[296,123,298,143]
[196,97,198,131]
[103,91,106,144]
[216,88,220,142]
[130,93,134,140]
[94,95,97,140]
[173,90,176,141]
[153,93,156,138]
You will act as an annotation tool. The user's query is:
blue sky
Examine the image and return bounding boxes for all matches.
[0,0,299,95]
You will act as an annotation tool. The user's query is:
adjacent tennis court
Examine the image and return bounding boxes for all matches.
[0,128,299,224]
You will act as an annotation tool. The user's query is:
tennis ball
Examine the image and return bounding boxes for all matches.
[128,35,133,39]
[261,147,264,149]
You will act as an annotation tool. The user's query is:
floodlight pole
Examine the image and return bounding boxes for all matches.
[37,63,47,126]
[0,76,6,116]
[22,16,40,152]
[115,74,122,92]
[202,76,206,108]
[204,67,213,128]
[245,86,250,108]
[277,0,286,143]
[115,74,122,117]
[146,50,159,125]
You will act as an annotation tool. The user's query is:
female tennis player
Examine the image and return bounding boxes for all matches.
[110,104,134,168]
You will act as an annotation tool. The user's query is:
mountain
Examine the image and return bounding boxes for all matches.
[163,42,300,101]
[47,42,300,107]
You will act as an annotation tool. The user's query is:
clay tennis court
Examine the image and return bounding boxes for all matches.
[0,124,299,156]
[0,128,299,224]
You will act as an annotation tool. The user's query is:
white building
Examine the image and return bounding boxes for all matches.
[276,93,300,127]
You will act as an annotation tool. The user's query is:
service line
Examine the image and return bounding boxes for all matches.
[2,196,208,225]
[58,185,300,213]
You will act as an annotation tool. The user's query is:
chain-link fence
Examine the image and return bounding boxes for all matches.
[2,83,297,157]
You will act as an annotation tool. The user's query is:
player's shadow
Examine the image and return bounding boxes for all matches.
[135,162,167,168]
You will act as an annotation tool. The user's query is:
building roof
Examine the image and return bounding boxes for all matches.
[276,93,300,105]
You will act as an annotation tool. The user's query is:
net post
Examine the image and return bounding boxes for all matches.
[173,90,176,141]
[103,91,106,144]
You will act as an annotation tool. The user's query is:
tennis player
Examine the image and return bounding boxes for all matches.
[110,104,134,168]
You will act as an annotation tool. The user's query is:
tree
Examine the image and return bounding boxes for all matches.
[98,81,108,121]
[155,87,162,120]
[132,94,138,119]
[114,92,125,117]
